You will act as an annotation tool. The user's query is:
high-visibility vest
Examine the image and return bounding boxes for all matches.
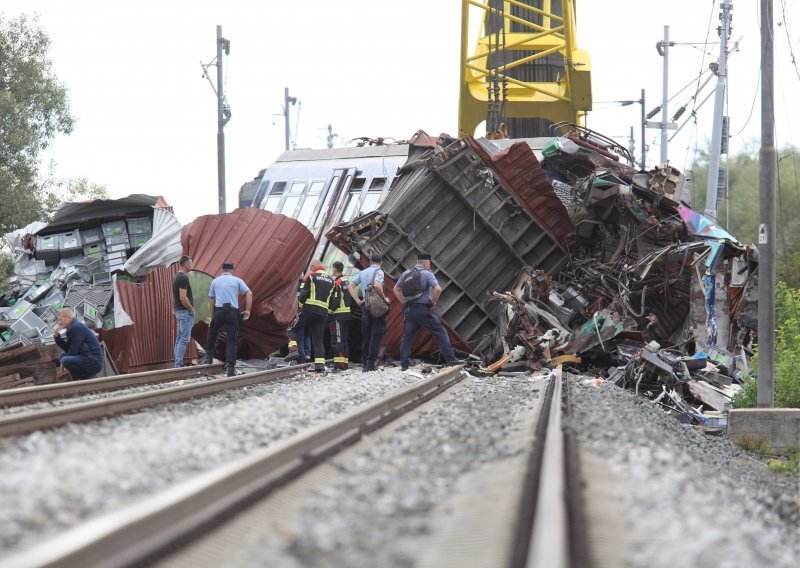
[300,269,335,313]
[329,277,351,316]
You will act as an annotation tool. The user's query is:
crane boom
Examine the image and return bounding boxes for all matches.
[458,0,592,138]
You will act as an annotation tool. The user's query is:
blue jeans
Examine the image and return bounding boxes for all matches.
[399,303,455,367]
[60,353,103,380]
[174,309,195,367]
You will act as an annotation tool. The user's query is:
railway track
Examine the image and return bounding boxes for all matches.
[2,365,591,568]
[0,363,225,408]
[0,364,309,439]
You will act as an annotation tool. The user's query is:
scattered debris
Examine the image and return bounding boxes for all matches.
[330,125,756,422]
[0,195,183,374]
[0,344,68,388]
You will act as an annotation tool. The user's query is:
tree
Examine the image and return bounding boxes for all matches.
[0,14,74,235]
[687,144,800,287]
[41,174,110,215]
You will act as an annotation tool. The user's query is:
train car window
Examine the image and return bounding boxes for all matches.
[297,180,325,226]
[351,177,366,190]
[263,181,286,212]
[360,190,381,214]
[313,175,340,228]
[281,195,301,217]
[369,177,386,189]
[341,190,362,222]
[289,180,306,194]
[278,180,306,217]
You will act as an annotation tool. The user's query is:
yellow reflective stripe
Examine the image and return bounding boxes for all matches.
[305,298,329,308]
[288,340,297,348]
[333,306,351,314]
[333,356,347,363]
[314,357,326,364]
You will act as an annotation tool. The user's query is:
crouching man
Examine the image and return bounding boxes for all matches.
[53,308,104,380]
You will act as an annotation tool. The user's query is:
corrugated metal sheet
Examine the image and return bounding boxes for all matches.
[124,208,183,275]
[100,265,198,373]
[183,208,316,359]
[467,137,574,250]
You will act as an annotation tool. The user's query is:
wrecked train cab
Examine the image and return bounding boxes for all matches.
[327,136,572,356]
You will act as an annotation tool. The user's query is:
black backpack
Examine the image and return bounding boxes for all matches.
[400,268,423,301]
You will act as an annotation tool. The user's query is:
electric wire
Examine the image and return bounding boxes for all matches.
[691,1,719,118]
[779,0,800,83]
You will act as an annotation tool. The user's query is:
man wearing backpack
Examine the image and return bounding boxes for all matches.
[394,252,458,371]
[348,253,391,372]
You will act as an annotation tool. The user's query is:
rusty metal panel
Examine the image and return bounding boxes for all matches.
[182,208,316,359]
[100,266,198,373]
[467,138,575,250]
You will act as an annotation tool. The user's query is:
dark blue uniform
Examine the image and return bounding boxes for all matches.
[55,319,104,380]
[398,264,456,369]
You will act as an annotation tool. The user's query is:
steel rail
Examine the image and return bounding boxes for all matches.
[527,364,567,567]
[0,364,310,439]
[520,364,592,568]
[0,364,226,408]
[2,365,465,568]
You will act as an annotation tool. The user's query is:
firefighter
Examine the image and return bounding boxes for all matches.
[294,259,335,373]
[328,261,351,371]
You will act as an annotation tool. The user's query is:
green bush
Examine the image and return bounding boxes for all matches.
[734,282,800,408]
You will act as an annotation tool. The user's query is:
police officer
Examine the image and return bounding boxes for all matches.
[328,260,351,371]
[203,262,253,376]
[348,253,391,372]
[294,259,335,373]
[394,252,458,371]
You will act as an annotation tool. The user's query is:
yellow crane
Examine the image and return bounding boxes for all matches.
[458,0,591,138]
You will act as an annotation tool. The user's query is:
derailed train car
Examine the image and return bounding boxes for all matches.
[238,142,413,277]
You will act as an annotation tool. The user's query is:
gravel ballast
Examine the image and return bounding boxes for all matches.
[0,367,420,557]
[200,373,547,568]
[569,374,800,568]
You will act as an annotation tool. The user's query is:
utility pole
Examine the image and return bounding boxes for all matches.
[660,26,670,164]
[704,0,734,220]
[284,88,297,152]
[647,29,676,164]
[201,27,231,213]
[639,88,646,169]
[326,124,340,149]
[215,26,230,214]
[758,0,776,407]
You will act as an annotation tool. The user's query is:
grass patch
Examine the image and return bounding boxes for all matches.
[766,456,799,476]
[737,437,799,475]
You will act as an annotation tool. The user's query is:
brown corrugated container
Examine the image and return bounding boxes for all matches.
[183,208,316,359]
[100,265,198,373]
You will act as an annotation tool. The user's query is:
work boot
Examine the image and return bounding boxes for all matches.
[199,354,213,365]
[225,363,236,377]
[314,364,326,373]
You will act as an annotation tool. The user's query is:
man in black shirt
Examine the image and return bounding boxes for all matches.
[173,255,195,367]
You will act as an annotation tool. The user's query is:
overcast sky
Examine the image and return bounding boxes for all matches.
[3,1,799,224]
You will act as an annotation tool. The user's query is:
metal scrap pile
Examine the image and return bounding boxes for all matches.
[330,126,755,422]
[485,126,755,422]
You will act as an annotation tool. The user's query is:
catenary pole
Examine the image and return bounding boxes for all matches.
[640,88,646,169]
[660,26,670,163]
[704,1,733,220]
[758,0,776,407]
[284,88,292,152]
[216,26,226,214]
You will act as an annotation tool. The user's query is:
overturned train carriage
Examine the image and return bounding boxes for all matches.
[328,136,570,355]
